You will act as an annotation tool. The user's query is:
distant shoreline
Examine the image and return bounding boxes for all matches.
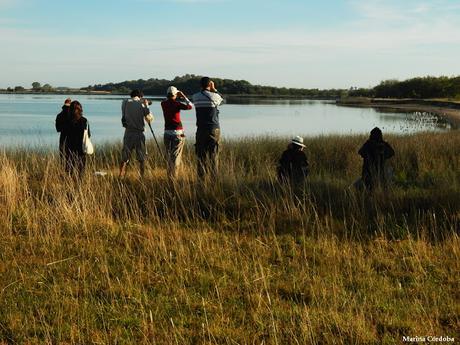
[0,90,334,100]
[337,98,460,129]
[0,90,113,95]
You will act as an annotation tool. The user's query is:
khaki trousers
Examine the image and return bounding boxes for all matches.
[164,133,185,178]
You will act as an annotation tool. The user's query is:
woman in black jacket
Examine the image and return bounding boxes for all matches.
[65,101,90,175]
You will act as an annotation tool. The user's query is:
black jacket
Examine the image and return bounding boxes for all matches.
[358,139,394,188]
[65,117,90,155]
[55,105,71,147]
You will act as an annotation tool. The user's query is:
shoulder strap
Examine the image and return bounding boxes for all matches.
[84,119,90,137]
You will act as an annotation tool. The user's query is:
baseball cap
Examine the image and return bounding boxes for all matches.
[167,86,178,96]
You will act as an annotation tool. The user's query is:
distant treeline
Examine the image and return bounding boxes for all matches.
[349,76,460,99]
[1,82,74,93]
[84,74,345,99]
[4,75,460,100]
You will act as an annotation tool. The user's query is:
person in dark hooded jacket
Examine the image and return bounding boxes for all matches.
[358,127,394,191]
[277,136,309,187]
[55,98,72,159]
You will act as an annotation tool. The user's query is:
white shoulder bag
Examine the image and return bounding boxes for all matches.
[83,122,94,155]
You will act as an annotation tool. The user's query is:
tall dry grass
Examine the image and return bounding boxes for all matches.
[0,131,459,344]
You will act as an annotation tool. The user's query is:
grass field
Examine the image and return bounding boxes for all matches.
[0,131,459,344]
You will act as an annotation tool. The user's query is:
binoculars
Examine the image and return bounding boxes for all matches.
[142,98,153,106]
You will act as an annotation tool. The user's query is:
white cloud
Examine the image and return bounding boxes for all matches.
[349,0,460,26]
[136,0,226,3]
[0,0,21,9]
[349,0,408,22]
[412,3,432,14]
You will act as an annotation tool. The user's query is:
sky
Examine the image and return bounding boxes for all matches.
[0,0,459,89]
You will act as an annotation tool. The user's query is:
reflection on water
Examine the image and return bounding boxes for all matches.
[0,94,451,148]
[376,111,452,133]
[225,96,332,106]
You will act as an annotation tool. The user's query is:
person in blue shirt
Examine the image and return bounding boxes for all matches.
[192,77,224,180]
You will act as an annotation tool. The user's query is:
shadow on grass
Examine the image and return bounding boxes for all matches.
[105,174,459,241]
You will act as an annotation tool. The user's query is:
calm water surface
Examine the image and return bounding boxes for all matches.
[0,94,450,148]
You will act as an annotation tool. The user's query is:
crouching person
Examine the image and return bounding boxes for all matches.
[277,136,309,188]
[119,89,154,178]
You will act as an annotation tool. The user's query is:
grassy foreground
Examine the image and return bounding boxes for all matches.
[0,132,459,344]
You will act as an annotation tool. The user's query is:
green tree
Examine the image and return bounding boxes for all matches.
[42,84,54,92]
[114,86,131,94]
[32,82,41,90]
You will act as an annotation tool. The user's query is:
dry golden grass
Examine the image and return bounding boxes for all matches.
[0,131,459,344]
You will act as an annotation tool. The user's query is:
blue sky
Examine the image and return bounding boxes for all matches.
[1,0,459,88]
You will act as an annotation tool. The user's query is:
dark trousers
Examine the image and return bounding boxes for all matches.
[362,166,387,191]
[65,150,86,176]
[59,135,67,166]
[195,128,220,179]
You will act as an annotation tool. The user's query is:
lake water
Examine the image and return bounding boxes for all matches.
[0,94,451,148]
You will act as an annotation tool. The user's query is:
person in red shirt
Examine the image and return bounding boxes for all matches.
[161,86,193,178]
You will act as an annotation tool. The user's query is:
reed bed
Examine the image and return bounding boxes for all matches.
[0,131,459,344]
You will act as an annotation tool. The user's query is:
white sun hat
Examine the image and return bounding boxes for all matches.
[167,86,178,96]
[291,135,306,147]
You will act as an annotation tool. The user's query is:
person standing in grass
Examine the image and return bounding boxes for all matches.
[119,89,154,178]
[358,127,395,191]
[65,101,90,175]
[277,136,309,187]
[55,98,72,160]
[161,86,193,179]
[192,77,224,179]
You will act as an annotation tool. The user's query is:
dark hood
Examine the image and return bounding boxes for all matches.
[370,127,383,141]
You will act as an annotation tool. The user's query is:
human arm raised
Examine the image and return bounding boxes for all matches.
[141,100,154,124]
[55,98,71,132]
[177,91,193,110]
[209,81,223,105]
